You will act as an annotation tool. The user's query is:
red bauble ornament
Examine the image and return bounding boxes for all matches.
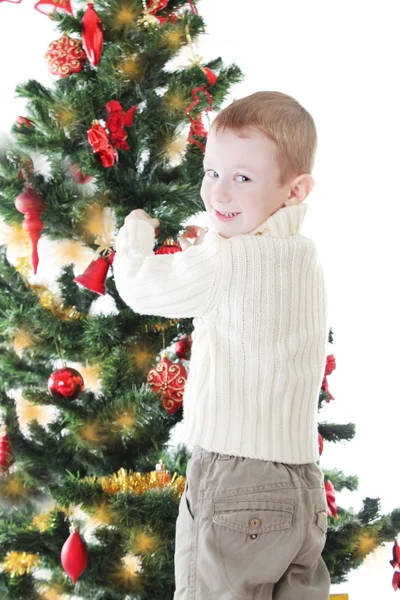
[45,35,86,78]
[318,432,324,456]
[61,525,88,583]
[325,479,338,518]
[154,237,182,255]
[48,367,84,401]
[81,3,103,67]
[147,355,187,414]
[0,424,15,477]
[175,334,192,360]
[74,252,115,295]
[14,186,46,275]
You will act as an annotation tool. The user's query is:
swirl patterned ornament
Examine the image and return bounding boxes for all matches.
[45,35,86,78]
[147,355,187,414]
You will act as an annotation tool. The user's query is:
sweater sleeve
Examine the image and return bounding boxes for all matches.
[112,218,224,318]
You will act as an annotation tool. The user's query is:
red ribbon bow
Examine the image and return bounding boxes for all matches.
[185,86,213,153]
[105,101,137,150]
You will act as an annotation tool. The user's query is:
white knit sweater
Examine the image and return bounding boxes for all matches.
[113,202,329,464]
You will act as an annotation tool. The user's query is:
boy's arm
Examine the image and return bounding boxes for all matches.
[112,218,224,318]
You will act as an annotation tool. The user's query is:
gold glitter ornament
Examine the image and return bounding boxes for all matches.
[86,465,185,496]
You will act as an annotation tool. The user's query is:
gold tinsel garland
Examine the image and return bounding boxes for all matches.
[85,467,186,496]
[2,551,40,577]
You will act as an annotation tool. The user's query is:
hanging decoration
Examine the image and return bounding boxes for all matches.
[16,116,34,128]
[154,237,182,255]
[105,101,137,150]
[14,186,46,275]
[325,480,338,518]
[155,459,172,486]
[390,540,400,591]
[81,2,104,67]
[87,102,136,167]
[0,422,15,477]
[44,35,86,78]
[147,354,187,414]
[61,524,88,583]
[175,334,192,360]
[48,366,85,401]
[318,432,324,456]
[322,354,336,402]
[87,121,118,168]
[185,86,213,152]
[74,206,117,294]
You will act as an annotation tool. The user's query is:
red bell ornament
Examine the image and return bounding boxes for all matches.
[14,186,46,274]
[81,3,104,67]
[74,252,115,295]
[61,525,88,583]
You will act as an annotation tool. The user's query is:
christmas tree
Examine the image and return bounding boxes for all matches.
[0,1,399,598]
[319,329,400,588]
[0,1,243,598]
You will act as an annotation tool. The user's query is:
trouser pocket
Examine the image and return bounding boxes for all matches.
[212,497,296,594]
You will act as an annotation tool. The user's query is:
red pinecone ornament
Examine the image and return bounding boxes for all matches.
[147,355,187,414]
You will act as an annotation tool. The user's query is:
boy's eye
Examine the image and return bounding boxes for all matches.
[205,170,249,183]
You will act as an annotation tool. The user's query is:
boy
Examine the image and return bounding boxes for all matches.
[113,91,330,599]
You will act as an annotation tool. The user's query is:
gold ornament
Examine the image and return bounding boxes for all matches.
[85,466,185,496]
[2,551,40,577]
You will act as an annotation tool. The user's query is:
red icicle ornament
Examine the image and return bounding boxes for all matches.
[61,525,88,583]
[81,3,104,67]
[14,186,46,274]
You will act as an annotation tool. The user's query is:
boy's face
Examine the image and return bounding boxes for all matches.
[200,127,291,238]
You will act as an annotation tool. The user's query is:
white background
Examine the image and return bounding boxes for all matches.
[1,1,400,597]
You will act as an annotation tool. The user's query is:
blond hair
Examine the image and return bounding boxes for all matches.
[210,91,317,188]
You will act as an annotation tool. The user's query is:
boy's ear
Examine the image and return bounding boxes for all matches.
[284,174,315,206]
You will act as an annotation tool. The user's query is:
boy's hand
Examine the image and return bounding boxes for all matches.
[124,209,160,230]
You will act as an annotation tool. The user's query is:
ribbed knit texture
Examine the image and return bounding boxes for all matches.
[113,202,329,464]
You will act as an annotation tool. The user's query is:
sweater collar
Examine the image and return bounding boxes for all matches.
[214,202,308,239]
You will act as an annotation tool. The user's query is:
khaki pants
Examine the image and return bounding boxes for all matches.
[174,445,330,600]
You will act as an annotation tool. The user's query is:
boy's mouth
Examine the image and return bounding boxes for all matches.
[214,208,241,222]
